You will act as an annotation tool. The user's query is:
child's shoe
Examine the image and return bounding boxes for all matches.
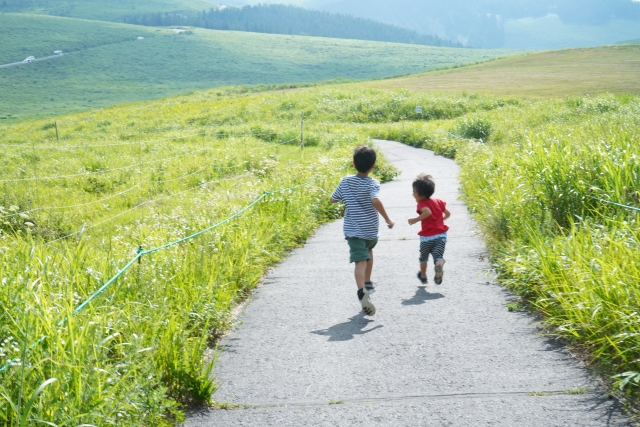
[364,281,376,294]
[357,288,376,316]
[434,264,444,285]
[417,272,428,284]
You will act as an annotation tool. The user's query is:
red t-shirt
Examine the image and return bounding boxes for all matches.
[417,198,449,237]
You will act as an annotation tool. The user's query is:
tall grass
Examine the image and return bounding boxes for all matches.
[456,94,640,394]
[2,86,640,424]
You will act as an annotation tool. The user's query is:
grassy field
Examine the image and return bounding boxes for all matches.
[2,81,640,423]
[0,13,146,63]
[0,13,516,123]
[363,45,640,98]
[0,0,213,21]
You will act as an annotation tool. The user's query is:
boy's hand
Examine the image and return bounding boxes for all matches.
[386,219,395,229]
[408,218,418,226]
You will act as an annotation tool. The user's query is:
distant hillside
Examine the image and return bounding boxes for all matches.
[363,45,640,98]
[239,0,640,49]
[0,14,514,122]
[122,4,461,47]
[0,0,213,21]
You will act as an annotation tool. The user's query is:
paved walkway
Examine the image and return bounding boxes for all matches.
[185,140,632,426]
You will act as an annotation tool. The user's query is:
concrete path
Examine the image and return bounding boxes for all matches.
[185,140,633,426]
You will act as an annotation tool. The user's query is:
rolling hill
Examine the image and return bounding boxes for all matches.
[0,13,515,122]
[362,45,640,97]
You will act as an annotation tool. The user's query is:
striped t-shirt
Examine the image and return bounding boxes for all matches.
[331,175,380,239]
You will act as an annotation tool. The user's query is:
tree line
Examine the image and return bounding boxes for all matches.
[122,4,463,48]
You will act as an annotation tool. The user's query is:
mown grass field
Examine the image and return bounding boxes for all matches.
[0,0,213,21]
[2,80,640,424]
[364,45,640,98]
[0,13,516,123]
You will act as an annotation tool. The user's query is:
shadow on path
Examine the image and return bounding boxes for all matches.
[311,313,383,342]
[402,287,444,306]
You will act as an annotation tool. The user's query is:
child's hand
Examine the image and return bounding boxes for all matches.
[408,218,418,226]
[386,219,395,229]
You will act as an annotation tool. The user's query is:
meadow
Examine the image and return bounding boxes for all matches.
[0,13,516,123]
[364,45,640,98]
[1,75,640,424]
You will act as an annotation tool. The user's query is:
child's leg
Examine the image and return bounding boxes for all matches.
[420,262,427,278]
[432,238,446,284]
[354,260,367,289]
[418,241,429,282]
[365,250,374,283]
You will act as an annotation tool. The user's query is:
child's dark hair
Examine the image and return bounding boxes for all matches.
[413,174,435,199]
[353,145,376,173]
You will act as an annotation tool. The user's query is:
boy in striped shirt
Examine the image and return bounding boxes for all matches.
[330,146,395,316]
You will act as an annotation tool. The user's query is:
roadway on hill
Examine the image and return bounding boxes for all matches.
[0,53,68,69]
[185,140,632,426]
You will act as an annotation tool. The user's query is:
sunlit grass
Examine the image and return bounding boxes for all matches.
[1,85,640,424]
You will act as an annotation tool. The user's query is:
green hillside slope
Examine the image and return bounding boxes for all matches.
[0,0,213,21]
[365,45,640,97]
[0,14,515,122]
[0,13,144,63]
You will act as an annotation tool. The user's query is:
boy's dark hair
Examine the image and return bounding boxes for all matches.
[413,174,435,199]
[353,145,376,173]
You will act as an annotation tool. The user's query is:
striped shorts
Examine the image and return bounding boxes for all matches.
[419,237,446,264]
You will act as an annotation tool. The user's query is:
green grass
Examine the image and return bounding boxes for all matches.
[2,75,640,423]
[0,0,214,21]
[353,93,640,395]
[0,13,516,123]
[0,13,145,63]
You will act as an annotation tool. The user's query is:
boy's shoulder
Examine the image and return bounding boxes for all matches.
[340,174,379,185]
[419,197,447,207]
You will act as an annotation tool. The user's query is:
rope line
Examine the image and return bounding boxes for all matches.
[3,184,143,219]
[0,177,314,374]
[588,195,640,213]
[0,147,210,183]
[41,172,253,247]
[0,135,301,184]
[0,127,301,149]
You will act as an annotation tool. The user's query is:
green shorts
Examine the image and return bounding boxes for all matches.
[347,237,378,263]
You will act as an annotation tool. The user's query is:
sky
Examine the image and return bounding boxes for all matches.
[222,0,640,49]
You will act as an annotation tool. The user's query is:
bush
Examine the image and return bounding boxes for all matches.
[454,116,493,141]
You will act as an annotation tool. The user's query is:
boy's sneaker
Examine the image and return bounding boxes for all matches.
[417,272,428,284]
[364,281,376,294]
[434,264,444,285]
[357,288,376,316]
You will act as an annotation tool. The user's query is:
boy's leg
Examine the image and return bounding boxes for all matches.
[432,238,447,284]
[348,238,376,315]
[417,241,429,283]
[420,262,427,279]
[354,260,367,289]
[365,250,373,284]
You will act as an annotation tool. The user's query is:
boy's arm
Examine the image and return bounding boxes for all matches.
[443,208,451,220]
[330,198,339,204]
[408,207,432,225]
[372,198,395,229]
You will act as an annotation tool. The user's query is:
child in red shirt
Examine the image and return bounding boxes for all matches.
[408,174,450,284]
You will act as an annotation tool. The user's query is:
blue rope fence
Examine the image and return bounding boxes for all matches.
[588,195,640,213]
[0,180,313,373]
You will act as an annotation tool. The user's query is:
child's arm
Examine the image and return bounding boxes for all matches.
[372,198,395,229]
[330,198,339,204]
[408,207,432,225]
[443,208,451,220]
